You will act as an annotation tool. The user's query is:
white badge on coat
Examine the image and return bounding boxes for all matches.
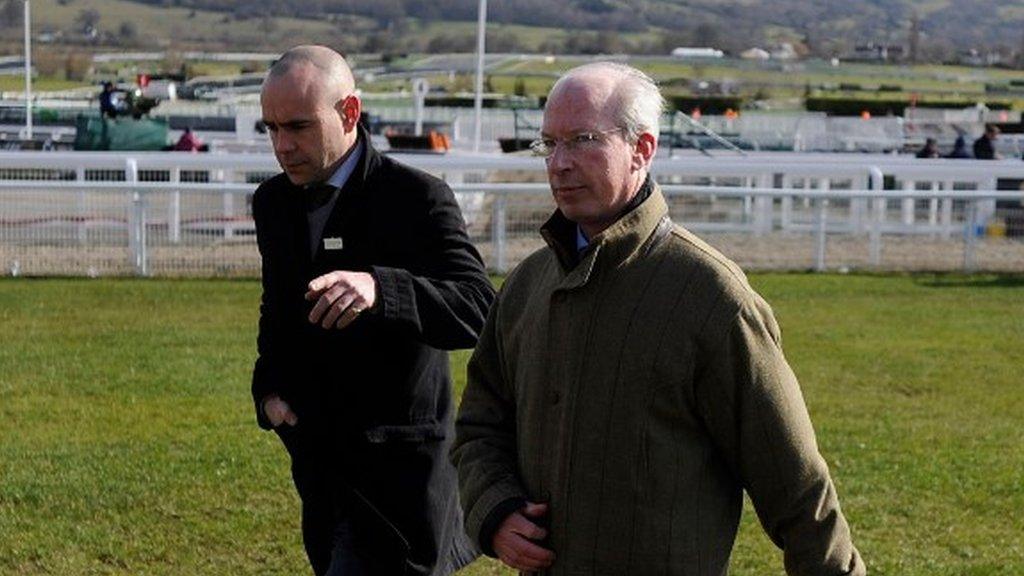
[323,237,344,251]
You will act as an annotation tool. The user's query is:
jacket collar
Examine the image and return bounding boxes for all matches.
[281,124,379,203]
[540,178,670,289]
[351,123,382,191]
[280,125,380,264]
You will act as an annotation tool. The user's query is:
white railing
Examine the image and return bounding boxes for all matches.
[1,151,1022,276]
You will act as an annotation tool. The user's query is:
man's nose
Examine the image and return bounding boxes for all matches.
[273,131,295,153]
[546,144,573,171]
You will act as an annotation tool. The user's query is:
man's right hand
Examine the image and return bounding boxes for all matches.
[493,502,555,572]
[263,395,298,428]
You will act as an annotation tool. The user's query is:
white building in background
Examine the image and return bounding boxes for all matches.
[741,47,770,60]
[958,49,1004,67]
[670,47,725,59]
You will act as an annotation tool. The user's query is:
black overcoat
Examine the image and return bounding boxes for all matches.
[251,132,494,574]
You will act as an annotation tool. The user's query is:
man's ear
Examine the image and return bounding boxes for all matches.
[632,132,657,170]
[336,94,362,132]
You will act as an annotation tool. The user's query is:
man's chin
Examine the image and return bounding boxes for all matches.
[283,170,311,186]
[557,207,589,226]
[554,198,584,219]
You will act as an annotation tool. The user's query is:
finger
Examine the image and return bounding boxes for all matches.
[265,401,284,426]
[521,502,549,518]
[267,409,284,427]
[306,271,342,299]
[499,553,542,572]
[507,514,547,541]
[499,537,555,570]
[322,291,357,328]
[309,285,344,324]
[501,550,550,572]
[335,306,362,330]
[284,409,298,426]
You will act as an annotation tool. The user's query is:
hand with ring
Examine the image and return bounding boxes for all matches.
[305,270,377,330]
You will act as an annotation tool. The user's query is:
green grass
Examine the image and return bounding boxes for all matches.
[0,0,347,55]
[1,274,1022,574]
[0,76,90,92]
[488,57,1024,107]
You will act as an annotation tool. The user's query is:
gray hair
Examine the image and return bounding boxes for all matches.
[553,62,665,141]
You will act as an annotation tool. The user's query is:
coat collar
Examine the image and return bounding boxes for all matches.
[277,125,381,263]
[540,179,670,289]
[351,123,382,192]
[278,124,380,204]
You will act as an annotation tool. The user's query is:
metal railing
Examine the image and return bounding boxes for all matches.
[1,151,1022,276]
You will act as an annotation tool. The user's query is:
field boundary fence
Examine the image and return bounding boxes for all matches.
[1,151,1022,276]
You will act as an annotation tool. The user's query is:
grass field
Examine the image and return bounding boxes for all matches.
[1,274,1022,575]
[487,58,1024,108]
[0,76,89,92]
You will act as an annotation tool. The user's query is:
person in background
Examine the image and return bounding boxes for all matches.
[947,135,971,159]
[916,137,940,158]
[99,82,118,119]
[973,124,1001,160]
[173,127,204,152]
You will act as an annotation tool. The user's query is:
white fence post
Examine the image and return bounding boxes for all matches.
[901,179,915,226]
[491,191,507,274]
[978,177,998,227]
[754,174,772,235]
[815,179,830,272]
[125,157,147,276]
[76,165,87,245]
[850,174,866,234]
[780,174,793,231]
[868,166,884,267]
[928,181,939,234]
[219,169,234,241]
[963,199,977,273]
[170,166,181,244]
[941,180,954,239]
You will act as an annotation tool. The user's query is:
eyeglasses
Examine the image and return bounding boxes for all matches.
[529,127,625,158]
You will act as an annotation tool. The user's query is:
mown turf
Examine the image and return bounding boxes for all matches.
[1,274,1021,575]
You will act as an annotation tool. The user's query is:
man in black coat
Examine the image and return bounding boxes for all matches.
[972,124,1001,160]
[253,45,494,575]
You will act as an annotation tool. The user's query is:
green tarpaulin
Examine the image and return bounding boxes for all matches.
[74,116,169,151]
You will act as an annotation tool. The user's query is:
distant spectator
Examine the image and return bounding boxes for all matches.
[947,135,971,159]
[99,82,118,119]
[973,124,1001,160]
[173,127,205,152]
[916,137,940,158]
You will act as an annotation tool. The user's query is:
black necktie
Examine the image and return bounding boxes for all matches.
[304,183,337,212]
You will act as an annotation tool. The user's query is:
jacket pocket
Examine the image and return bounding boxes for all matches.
[363,422,446,444]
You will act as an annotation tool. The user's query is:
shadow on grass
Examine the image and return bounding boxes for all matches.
[914,274,1024,289]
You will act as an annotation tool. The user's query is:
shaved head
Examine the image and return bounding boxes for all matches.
[261,45,362,186]
[265,45,354,105]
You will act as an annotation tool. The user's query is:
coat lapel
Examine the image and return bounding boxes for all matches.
[311,129,378,269]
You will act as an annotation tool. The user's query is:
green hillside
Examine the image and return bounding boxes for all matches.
[0,0,1020,62]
